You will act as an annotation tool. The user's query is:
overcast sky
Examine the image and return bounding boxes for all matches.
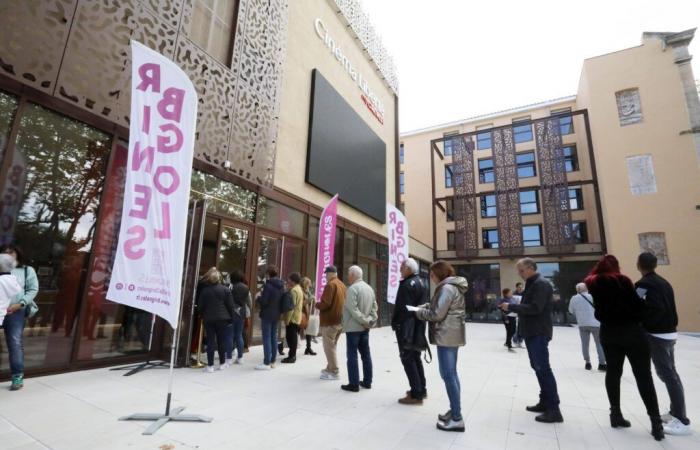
[360,0,700,133]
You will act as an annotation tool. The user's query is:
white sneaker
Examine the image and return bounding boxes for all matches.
[661,412,674,423]
[203,366,215,373]
[219,363,229,371]
[436,418,465,432]
[320,371,339,380]
[663,417,692,436]
[270,363,276,369]
[235,358,243,365]
[255,364,271,371]
[225,358,233,366]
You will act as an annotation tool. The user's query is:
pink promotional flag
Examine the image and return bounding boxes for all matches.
[314,194,339,302]
[387,203,409,304]
[106,40,198,329]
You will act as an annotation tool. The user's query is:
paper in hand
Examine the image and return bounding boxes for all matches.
[406,305,420,312]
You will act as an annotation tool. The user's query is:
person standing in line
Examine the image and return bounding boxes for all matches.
[392,258,428,405]
[636,252,691,436]
[256,266,284,371]
[282,272,304,364]
[196,267,235,372]
[585,255,664,441]
[340,266,378,392]
[415,261,468,432]
[228,269,250,365]
[511,282,525,348]
[498,288,517,352]
[1,245,39,391]
[317,266,346,381]
[300,277,317,355]
[500,258,563,424]
[568,283,607,371]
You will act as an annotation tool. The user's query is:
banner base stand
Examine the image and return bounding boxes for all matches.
[110,360,169,377]
[120,407,212,435]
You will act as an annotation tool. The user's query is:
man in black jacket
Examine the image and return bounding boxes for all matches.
[636,252,691,436]
[500,258,563,423]
[392,258,427,405]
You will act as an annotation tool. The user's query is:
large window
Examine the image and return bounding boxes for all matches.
[522,224,543,247]
[443,133,458,156]
[399,172,405,194]
[455,264,501,322]
[571,221,588,244]
[444,164,454,188]
[191,170,256,222]
[519,190,539,214]
[478,158,494,183]
[513,119,533,143]
[257,197,305,237]
[447,231,456,250]
[476,131,491,150]
[563,146,579,172]
[446,197,454,222]
[552,108,574,135]
[568,187,584,210]
[188,0,238,65]
[480,194,497,218]
[516,151,536,178]
[482,229,499,249]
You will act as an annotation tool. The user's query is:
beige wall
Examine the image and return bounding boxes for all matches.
[577,35,700,331]
[275,0,397,235]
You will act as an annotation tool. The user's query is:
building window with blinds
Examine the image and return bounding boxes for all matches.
[188,0,239,65]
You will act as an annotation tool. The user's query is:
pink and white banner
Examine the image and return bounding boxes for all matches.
[106,41,198,329]
[387,203,409,304]
[314,194,339,302]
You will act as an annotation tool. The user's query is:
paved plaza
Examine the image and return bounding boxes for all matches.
[0,323,698,450]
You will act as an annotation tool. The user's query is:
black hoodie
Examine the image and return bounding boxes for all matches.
[258,277,284,322]
[635,272,678,334]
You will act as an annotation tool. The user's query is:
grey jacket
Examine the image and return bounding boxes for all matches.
[568,293,600,328]
[342,280,378,333]
[416,276,468,347]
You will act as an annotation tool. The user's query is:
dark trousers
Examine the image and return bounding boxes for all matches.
[525,335,560,411]
[601,325,659,417]
[503,317,516,348]
[286,323,299,358]
[346,330,372,386]
[648,335,689,424]
[396,330,426,398]
[204,320,231,367]
[306,335,313,349]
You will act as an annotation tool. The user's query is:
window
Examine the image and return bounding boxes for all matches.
[552,108,574,135]
[444,164,454,188]
[478,158,494,183]
[443,132,458,156]
[568,187,584,210]
[257,197,305,237]
[482,229,499,249]
[519,190,539,214]
[188,0,238,65]
[512,119,533,143]
[563,146,579,172]
[477,131,491,150]
[522,225,543,247]
[480,195,497,218]
[399,143,404,164]
[571,221,588,244]
[516,151,536,178]
[447,231,456,250]
[446,197,454,222]
[399,172,405,194]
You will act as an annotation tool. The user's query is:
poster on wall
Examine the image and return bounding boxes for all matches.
[106,40,198,329]
[387,203,409,304]
[314,194,339,302]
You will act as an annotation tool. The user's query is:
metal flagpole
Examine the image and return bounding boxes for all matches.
[119,199,212,434]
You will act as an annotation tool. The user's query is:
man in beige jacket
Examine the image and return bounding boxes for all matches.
[317,266,346,380]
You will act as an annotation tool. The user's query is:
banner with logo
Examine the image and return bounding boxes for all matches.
[387,203,409,304]
[314,194,339,302]
[106,40,198,329]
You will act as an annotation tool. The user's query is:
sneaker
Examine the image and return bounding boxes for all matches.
[341,384,360,392]
[320,371,339,380]
[203,366,215,373]
[663,418,692,436]
[235,358,243,365]
[270,362,276,369]
[225,358,233,366]
[10,374,23,391]
[438,410,452,423]
[515,342,524,348]
[436,418,465,432]
[218,363,228,371]
[661,413,674,424]
[526,403,546,413]
[585,362,592,370]
[255,364,272,371]
[281,357,296,364]
[398,394,423,405]
[535,410,564,423]
[598,364,607,371]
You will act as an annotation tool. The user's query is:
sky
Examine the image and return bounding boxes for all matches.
[360,0,700,133]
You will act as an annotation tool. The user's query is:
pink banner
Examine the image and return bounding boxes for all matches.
[387,203,409,304]
[314,194,339,301]
[106,41,198,329]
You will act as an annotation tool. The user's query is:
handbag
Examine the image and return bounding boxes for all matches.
[300,304,309,330]
[306,314,320,337]
[23,266,39,319]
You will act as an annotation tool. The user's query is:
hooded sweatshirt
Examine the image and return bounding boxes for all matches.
[258,277,284,322]
[416,276,468,347]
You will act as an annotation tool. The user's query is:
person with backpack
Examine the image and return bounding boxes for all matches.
[228,269,250,365]
[1,245,39,391]
[256,266,284,370]
[569,283,607,371]
[392,258,428,405]
[282,273,304,364]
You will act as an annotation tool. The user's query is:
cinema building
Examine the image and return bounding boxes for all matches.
[0,0,400,378]
[400,30,700,331]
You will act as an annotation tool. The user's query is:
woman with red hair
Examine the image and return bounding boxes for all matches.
[584,255,664,441]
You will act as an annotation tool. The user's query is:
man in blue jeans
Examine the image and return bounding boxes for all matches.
[340,266,378,392]
[255,266,284,371]
[501,258,563,423]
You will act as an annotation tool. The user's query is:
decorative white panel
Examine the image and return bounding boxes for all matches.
[616,88,642,126]
[626,154,657,196]
[638,232,670,265]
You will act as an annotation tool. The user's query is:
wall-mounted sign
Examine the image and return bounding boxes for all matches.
[315,18,385,125]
